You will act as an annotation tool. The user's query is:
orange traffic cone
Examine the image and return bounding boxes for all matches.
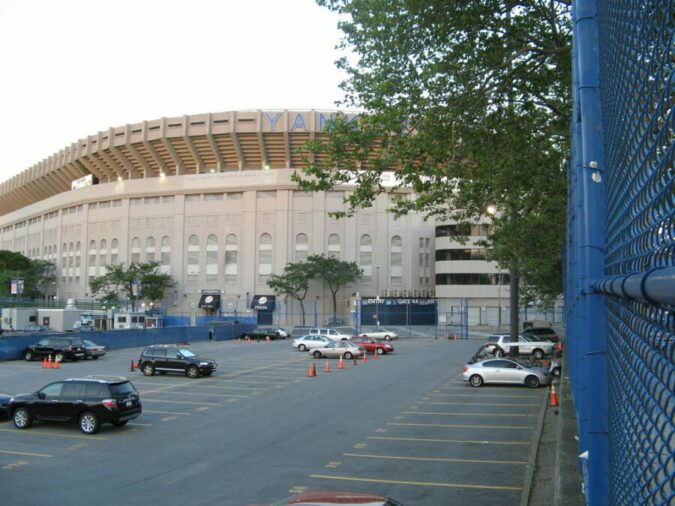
[47,355,53,368]
[549,384,559,407]
[308,363,317,377]
[53,356,61,369]
[338,356,344,369]
[362,353,368,364]
[324,361,331,373]
[454,334,458,340]
[374,350,379,360]
[42,356,48,368]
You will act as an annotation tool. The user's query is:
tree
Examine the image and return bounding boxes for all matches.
[89,261,175,308]
[0,250,56,298]
[307,254,362,323]
[267,262,314,326]
[294,1,571,315]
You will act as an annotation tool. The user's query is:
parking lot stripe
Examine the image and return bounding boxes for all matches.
[343,452,527,465]
[420,401,540,407]
[0,449,52,458]
[403,411,536,418]
[309,474,522,491]
[387,422,534,430]
[367,436,530,445]
[429,393,540,401]
[141,399,222,406]
[0,428,108,440]
[135,381,269,392]
[143,410,191,416]
[154,391,250,398]
[127,422,153,427]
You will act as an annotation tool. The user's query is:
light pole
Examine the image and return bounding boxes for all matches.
[375,265,380,297]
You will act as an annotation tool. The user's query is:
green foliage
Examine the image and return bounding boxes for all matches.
[268,261,315,325]
[306,254,362,321]
[89,261,175,306]
[293,0,571,306]
[0,250,56,298]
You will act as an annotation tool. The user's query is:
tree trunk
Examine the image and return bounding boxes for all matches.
[509,264,520,358]
[299,300,306,326]
[331,288,338,323]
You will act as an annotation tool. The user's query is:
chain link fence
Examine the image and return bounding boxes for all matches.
[568,1,673,504]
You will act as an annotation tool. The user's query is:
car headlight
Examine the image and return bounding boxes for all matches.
[199,362,209,366]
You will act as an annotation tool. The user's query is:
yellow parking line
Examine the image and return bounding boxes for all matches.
[143,410,191,416]
[368,436,530,445]
[141,399,222,406]
[309,474,522,491]
[343,452,527,465]
[0,428,107,441]
[429,393,540,400]
[403,411,535,417]
[387,422,534,430]
[420,401,539,407]
[0,449,52,458]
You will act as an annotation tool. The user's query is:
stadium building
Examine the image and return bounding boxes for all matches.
[0,110,509,325]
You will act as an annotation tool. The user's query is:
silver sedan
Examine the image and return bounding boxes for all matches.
[462,358,551,388]
[308,341,365,360]
[293,334,333,351]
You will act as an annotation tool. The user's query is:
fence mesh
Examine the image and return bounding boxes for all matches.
[587,1,673,504]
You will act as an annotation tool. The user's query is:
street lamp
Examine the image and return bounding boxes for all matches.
[375,265,380,297]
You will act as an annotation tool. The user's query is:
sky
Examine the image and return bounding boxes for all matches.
[0,0,349,183]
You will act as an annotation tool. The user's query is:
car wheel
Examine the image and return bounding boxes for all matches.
[186,365,199,379]
[112,420,128,427]
[376,348,384,355]
[24,350,34,361]
[13,407,32,429]
[469,374,483,387]
[298,344,307,352]
[54,352,64,363]
[313,351,322,359]
[494,347,505,358]
[79,412,100,434]
[344,352,353,360]
[532,349,544,360]
[525,375,540,388]
[142,363,155,376]
[552,367,561,377]
[385,335,391,341]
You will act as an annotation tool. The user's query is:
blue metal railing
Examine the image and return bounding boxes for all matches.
[568,0,674,504]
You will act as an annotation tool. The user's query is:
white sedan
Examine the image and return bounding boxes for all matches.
[308,341,365,359]
[360,328,398,341]
[293,334,332,352]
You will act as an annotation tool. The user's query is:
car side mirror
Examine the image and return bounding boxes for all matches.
[36,392,46,399]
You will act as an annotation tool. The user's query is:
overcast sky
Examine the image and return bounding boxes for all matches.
[0,0,349,183]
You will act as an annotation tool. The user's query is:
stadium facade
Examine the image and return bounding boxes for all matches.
[0,110,508,325]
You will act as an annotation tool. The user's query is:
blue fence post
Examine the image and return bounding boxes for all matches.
[574,1,609,503]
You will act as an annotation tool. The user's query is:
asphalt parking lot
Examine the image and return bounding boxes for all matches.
[0,336,547,505]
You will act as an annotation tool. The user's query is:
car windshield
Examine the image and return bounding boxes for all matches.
[111,382,137,395]
[178,349,196,357]
[83,340,95,346]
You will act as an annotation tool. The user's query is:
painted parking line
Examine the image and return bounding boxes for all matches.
[434,387,541,394]
[419,401,540,407]
[429,393,541,400]
[0,428,108,441]
[387,422,534,430]
[133,381,270,392]
[367,436,530,445]
[343,452,527,465]
[141,399,222,406]
[143,410,191,416]
[149,391,250,398]
[309,474,522,491]
[403,411,536,418]
[127,422,154,427]
[0,449,52,458]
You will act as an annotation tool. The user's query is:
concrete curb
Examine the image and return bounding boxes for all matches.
[520,386,549,506]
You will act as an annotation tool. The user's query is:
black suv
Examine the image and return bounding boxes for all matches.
[23,337,86,362]
[137,345,217,378]
[9,376,142,434]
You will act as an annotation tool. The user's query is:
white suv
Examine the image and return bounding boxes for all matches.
[485,334,555,360]
[309,327,354,341]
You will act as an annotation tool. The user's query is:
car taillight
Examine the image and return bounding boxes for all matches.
[463,366,469,372]
[66,346,73,351]
[102,399,118,410]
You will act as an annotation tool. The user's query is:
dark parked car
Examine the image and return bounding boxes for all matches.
[83,339,107,359]
[0,392,12,418]
[136,345,217,378]
[23,337,86,362]
[8,376,142,434]
[240,328,286,341]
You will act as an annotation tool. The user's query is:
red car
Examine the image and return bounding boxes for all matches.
[352,336,394,355]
